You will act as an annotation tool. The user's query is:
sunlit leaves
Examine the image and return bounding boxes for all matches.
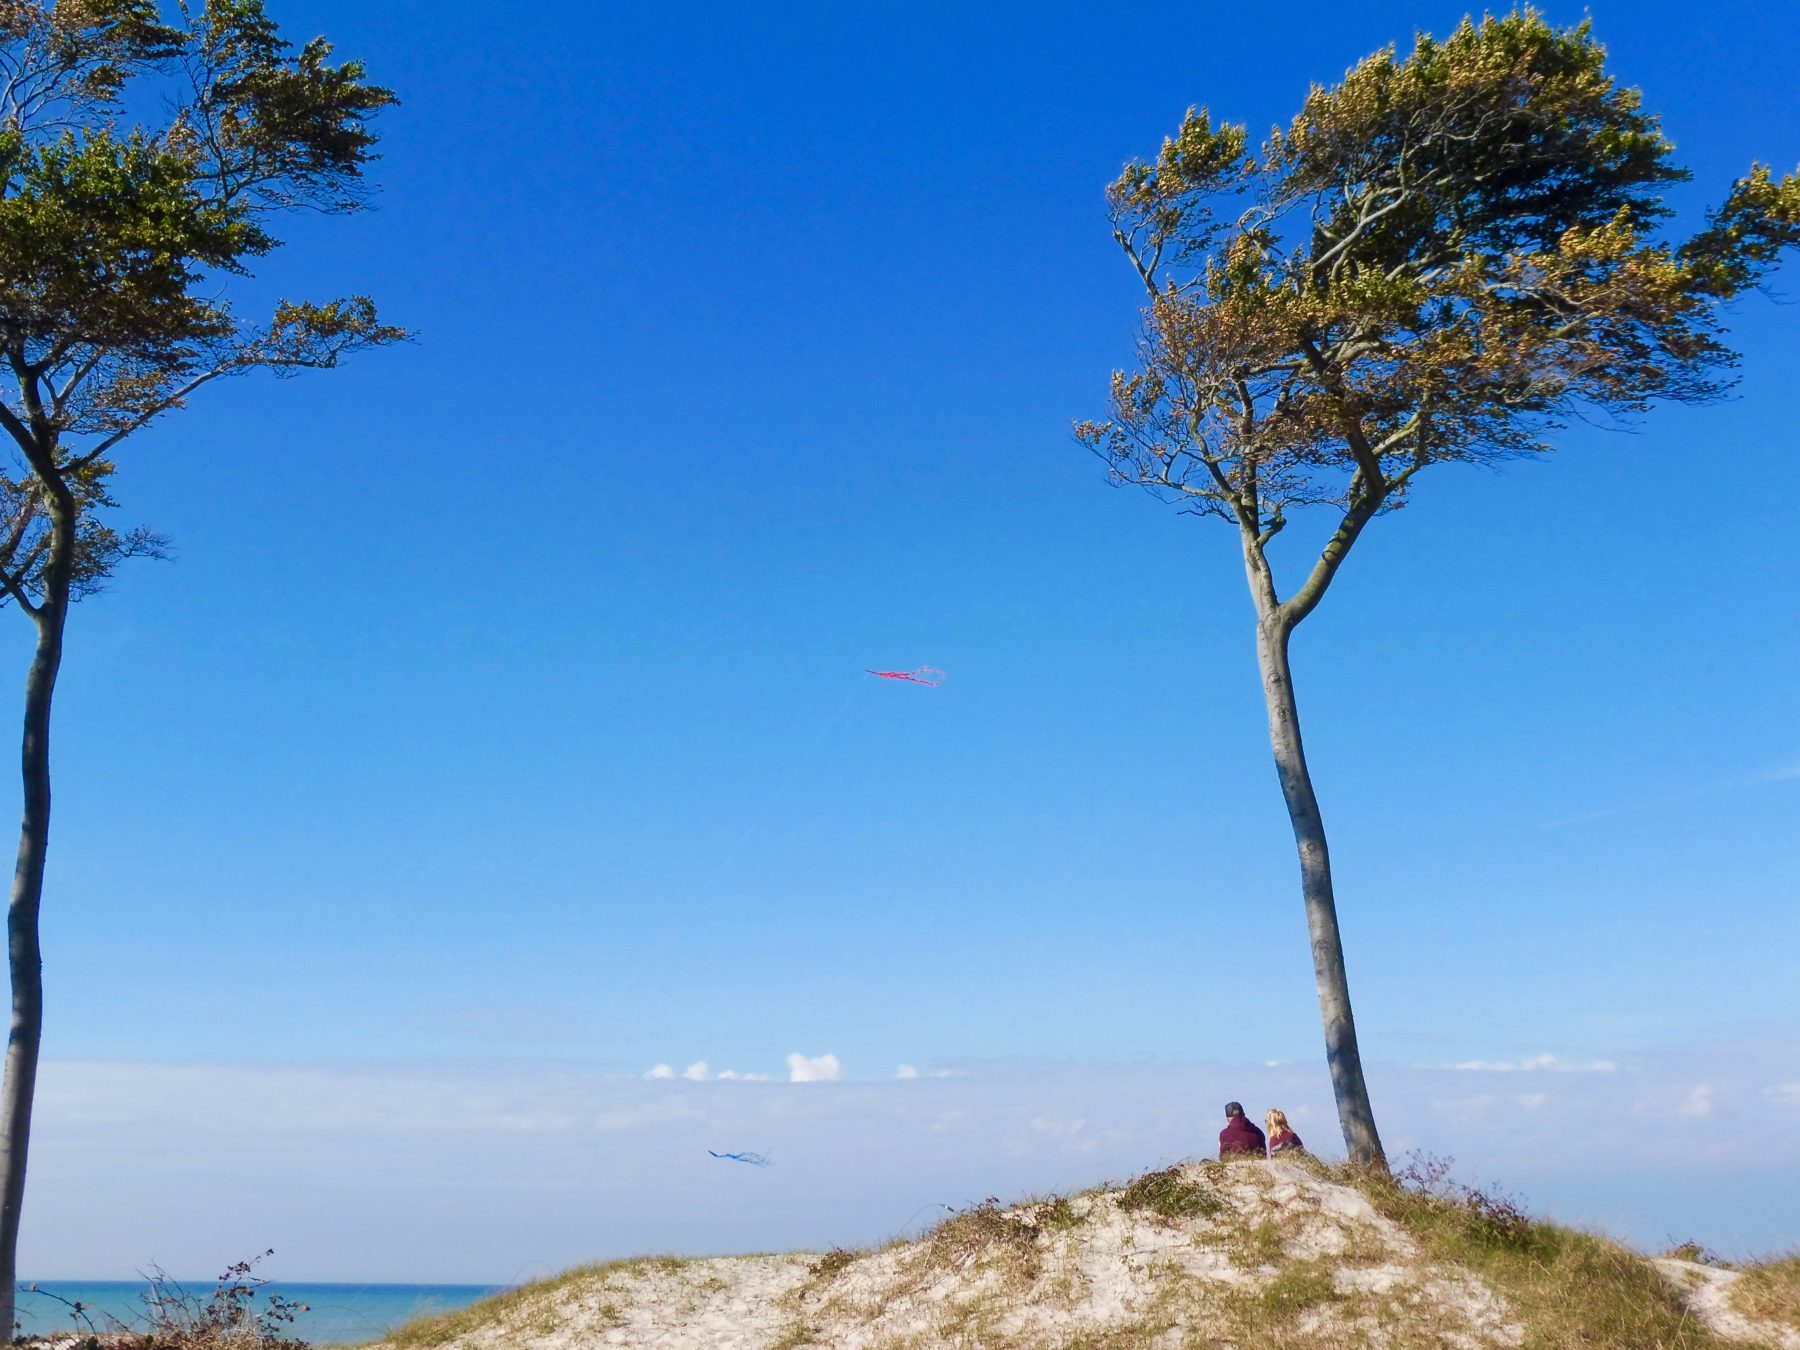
[1084,8,1799,559]
[1681,163,1800,296]
[1108,107,1253,275]
[0,130,248,349]
[0,0,404,611]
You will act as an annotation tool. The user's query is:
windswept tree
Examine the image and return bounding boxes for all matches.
[0,1,403,1323]
[1078,10,1798,1167]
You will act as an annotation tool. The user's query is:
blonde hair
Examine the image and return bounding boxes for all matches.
[1265,1108,1290,1136]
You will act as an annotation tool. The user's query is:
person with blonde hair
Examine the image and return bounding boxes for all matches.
[1266,1108,1304,1156]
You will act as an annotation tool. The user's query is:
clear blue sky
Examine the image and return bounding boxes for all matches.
[8,0,1799,1280]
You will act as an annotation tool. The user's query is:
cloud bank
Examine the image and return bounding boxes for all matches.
[22,1034,1799,1283]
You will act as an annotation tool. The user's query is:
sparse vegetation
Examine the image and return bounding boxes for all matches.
[1229,1215,1290,1270]
[924,1196,1041,1270]
[1732,1253,1800,1334]
[765,1319,817,1350]
[14,1254,318,1350]
[807,1247,857,1280]
[1039,1193,1083,1233]
[359,1162,1795,1350]
[1346,1155,1728,1349]
[1116,1164,1224,1223]
[1664,1239,1733,1266]
[1253,1259,1339,1322]
[377,1259,643,1349]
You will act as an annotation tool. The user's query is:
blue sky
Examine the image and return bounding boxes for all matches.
[6,0,1799,1279]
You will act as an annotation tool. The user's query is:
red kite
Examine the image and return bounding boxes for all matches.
[867,667,944,686]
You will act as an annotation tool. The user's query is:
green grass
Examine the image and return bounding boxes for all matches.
[1253,1260,1339,1322]
[1039,1193,1084,1232]
[1115,1165,1224,1224]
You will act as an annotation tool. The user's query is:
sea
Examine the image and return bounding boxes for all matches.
[12,1281,506,1347]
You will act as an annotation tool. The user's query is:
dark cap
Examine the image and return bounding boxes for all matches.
[1224,1101,1244,1117]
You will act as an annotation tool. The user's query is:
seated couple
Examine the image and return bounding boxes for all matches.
[1219,1101,1304,1159]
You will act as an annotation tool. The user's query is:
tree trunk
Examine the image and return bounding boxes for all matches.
[1252,607,1387,1169]
[0,511,71,1338]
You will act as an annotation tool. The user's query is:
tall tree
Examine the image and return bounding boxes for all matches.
[1078,10,1798,1167]
[0,1,402,1324]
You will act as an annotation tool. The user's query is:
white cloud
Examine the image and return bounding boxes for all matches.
[895,1065,919,1079]
[683,1061,710,1082]
[787,1052,841,1083]
[645,1063,676,1080]
[1769,1083,1800,1107]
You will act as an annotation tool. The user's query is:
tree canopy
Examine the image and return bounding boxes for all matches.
[1077,7,1799,1166]
[0,0,406,610]
[1078,9,1800,625]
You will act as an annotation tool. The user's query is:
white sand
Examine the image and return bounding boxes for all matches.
[1653,1257,1800,1349]
[358,1162,1791,1350]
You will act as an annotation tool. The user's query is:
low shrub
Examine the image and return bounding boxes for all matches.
[1116,1166,1223,1224]
[1661,1239,1730,1266]
[807,1248,857,1280]
[18,1253,311,1350]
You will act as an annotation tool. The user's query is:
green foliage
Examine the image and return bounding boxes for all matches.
[0,0,403,613]
[1251,1260,1338,1322]
[1115,1166,1223,1223]
[1683,164,1800,295]
[1080,8,1800,597]
[1038,1193,1083,1232]
[0,129,250,348]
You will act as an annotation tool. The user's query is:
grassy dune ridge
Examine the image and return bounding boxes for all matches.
[366,1158,1800,1350]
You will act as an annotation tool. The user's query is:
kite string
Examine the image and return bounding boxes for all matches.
[692,672,867,900]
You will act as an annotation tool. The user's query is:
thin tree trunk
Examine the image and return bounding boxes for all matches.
[0,509,70,1338]
[1251,605,1387,1169]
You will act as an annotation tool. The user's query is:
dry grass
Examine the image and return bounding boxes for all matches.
[807,1247,858,1280]
[1733,1254,1800,1334]
[923,1197,1043,1272]
[375,1258,651,1348]
[1341,1161,1730,1350]
[363,1162,1790,1350]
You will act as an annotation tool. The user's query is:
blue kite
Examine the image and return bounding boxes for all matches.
[709,1150,771,1167]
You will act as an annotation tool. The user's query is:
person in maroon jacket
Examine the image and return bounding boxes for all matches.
[1218,1101,1267,1159]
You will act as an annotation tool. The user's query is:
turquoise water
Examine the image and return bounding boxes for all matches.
[13,1281,506,1347]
